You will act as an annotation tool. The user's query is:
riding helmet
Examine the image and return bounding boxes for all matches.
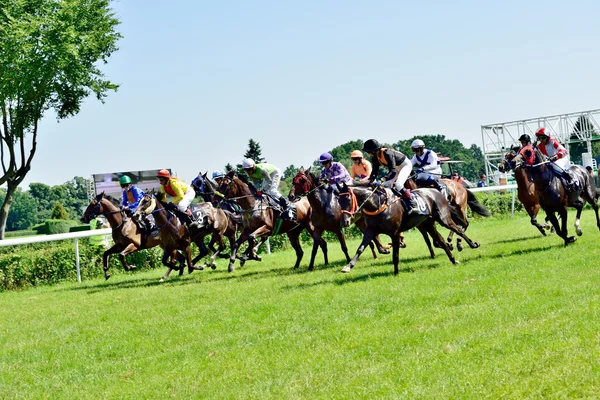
[318,152,333,163]
[350,150,363,159]
[241,158,255,169]
[518,134,531,143]
[156,169,171,179]
[535,127,549,138]
[411,139,425,149]
[212,170,225,179]
[362,139,382,153]
[119,175,132,185]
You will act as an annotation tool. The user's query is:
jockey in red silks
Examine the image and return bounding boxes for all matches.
[534,128,576,191]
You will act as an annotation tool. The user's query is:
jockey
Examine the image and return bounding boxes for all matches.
[120,175,154,233]
[212,169,225,185]
[241,158,294,221]
[517,134,535,164]
[318,152,353,189]
[409,139,443,191]
[534,127,576,191]
[156,169,197,224]
[349,150,372,182]
[362,138,419,214]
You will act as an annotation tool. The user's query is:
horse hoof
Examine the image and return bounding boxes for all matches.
[127,265,137,271]
[341,266,352,273]
[457,246,464,252]
[471,242,480,248]
[567,236,577,244]
[576,228,583,236]
[211,264,217,270]
[453,260,460,265]
[160,277,165,282]
[105,274,111,281]
[228,266,235,273]
[398,242,406,249]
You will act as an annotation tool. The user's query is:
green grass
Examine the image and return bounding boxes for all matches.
[2,211,600,398]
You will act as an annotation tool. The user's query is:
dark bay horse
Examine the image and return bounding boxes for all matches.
[218,170,325,272]
[406,176,491,251]
[512,148,600,246]
[134,193,203,281]
[82,192,179,280]
[498,146,551,236]
[337,182,480,275]
[288,167,390,271]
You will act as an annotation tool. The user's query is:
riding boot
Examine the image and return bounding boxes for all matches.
[399,188,419,215]
[431,179,443,191]
[278,196,293,221]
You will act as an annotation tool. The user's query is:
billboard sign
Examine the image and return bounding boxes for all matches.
[92,169,170,200]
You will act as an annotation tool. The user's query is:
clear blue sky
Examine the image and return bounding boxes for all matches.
[28,0,600,188]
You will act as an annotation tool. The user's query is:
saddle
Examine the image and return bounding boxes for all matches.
[555,170,581,194]
[404,191,430,216]
[261,193,297,221]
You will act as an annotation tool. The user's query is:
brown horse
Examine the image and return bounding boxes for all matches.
[406,176,491,251]
[288,167,391,271]
[188,202,237,269]
[81,193,183,280]
[337,182,480,275]
[498,146,552,236]
[512,148,600,246]
[133,193,203,281]
[217,170,325,272]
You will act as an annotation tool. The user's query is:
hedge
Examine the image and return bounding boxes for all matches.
[45,220,78,235]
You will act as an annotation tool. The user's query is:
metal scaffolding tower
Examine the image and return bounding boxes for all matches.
[481,108,600,180]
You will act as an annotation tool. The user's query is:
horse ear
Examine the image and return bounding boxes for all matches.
[300,166,305,173]
[306,166,311,173]
[226,170,235,178]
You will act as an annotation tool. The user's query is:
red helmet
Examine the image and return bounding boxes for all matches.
[156,169,171,179]
[535,127,549,138]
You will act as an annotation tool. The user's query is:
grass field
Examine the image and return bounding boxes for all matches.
[2,211,600,399]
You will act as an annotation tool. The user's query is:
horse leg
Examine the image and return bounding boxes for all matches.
[435,211,480,249]
[287,230,304,269]
[580,186,600,231]
[376,234,393,252]
[573,204,584,237]
[416,225,436,258]
[558,208,575,245]
[308,228,324,271]
[117,243,140,270]
[368,241,377,260]
[446,231,455,251]
[102,245,122,280]
[529,204,547,236]
[425,220,457,264]
[160,248,175,281]
[185,244,203,274]
[342,228,375,273]
[191,236,209,265]
[228,231,249,272]
[391,234,401,275]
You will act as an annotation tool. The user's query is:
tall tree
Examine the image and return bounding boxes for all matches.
[0,0,121,238]
[243,139,266,164]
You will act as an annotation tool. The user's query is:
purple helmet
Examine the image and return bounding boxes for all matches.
[318,152,333,163]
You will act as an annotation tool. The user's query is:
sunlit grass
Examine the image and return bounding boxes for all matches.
[1,211,600,398]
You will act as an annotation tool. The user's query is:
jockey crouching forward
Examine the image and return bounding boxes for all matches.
[241,158,295,221]
[156,169,197,225]
[318,152,353,193]
[120,175,155,234]
[534,128,578,192]
[362,139,419,215]
[409,139,443,191]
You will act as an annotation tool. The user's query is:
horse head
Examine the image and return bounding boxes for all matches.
[191,172,206,195]
[289,167,317,201]
[133,193,158,220]
[498,145,521,173]
[336,182,358,228]
[82,192,107,223]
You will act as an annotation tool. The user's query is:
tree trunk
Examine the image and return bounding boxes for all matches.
[0,180,18,239]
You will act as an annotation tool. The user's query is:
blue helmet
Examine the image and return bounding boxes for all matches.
[318,152,333,163]
[212,170,225,179]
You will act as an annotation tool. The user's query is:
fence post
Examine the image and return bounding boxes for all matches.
[74,238,81,283]
[511,189,516,218]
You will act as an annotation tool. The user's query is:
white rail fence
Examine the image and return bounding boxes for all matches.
[0,184,519,283]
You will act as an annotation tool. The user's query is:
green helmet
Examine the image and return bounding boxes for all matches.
[119,176,132,185]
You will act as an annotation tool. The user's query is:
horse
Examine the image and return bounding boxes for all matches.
[81,192,183,280]
[133,193,204,281]
[498,146,552,236]
[288,167,391,271]
[336,182,480,275]
[217,170,326,272]
[512,147,600,246]
[405,175,491,251]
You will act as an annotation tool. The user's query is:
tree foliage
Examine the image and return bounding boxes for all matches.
[50,201,69,220]
[0,0,121,238]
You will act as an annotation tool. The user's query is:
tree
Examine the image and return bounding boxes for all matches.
[243,139,266,164]
[50,201,69,220]
[0,187,37,231]
[0,0,121,238]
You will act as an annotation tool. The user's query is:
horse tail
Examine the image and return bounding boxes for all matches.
[466,190,492,217]
[448,203,467,227]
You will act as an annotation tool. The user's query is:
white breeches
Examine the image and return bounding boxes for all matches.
[382,159,412,191]
[262,168,283,198]
[176,187,196,212]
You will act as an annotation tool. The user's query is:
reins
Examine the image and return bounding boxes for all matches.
[340,186,389,217]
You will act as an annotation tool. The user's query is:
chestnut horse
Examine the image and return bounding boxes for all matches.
[217,170,325,272]
[512,148,600,246]
[288,167,391,271]
[498,146,551,236]
[133,193,204,281]
[82,192,182,280]
[406,176,490,251]
[337,182,480,275]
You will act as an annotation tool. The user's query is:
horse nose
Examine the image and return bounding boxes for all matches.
[342,217,351,228]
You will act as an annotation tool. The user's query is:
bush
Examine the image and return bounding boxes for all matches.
[31,223,47,234]
[0,241,165,291]
[50,201,69,220]
[4,230,38,238]
[69,225,91,233]
[45,220,78,235]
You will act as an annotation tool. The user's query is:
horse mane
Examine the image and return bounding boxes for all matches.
[102,194,121,207]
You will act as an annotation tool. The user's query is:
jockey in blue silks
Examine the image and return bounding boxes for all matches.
[409,139,443,191]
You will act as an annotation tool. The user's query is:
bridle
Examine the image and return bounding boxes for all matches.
[338,186,390,217]
[292,173,325,198]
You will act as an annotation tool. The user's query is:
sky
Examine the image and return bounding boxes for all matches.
[24,0,600,189]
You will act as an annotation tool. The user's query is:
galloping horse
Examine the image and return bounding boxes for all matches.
[498,146,551,236]
[405,175,491,251]
[134,193,203,280]
[82,192,178,280]
[512,148,600,246]
[337,182,480,275]
[288,167,390,271]
[217,170,325,272]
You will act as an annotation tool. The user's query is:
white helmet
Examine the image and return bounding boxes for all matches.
[411,139,425,149]
[241,158,255,169]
